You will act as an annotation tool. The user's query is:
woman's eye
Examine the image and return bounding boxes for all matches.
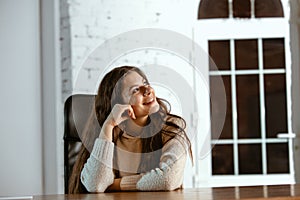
[132,88,139,94]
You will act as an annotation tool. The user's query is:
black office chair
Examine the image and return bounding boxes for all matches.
[63,94,96,194]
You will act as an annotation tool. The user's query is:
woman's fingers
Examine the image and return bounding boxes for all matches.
[111,104,136,126]
[100,104,136,140]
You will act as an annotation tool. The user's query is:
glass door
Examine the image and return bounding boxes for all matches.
[193,0,294,187]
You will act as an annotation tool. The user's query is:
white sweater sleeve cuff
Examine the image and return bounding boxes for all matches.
[120,174,142,191]
[91,138,114,166]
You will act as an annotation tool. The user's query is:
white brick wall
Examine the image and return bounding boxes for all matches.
[60,0,199,98]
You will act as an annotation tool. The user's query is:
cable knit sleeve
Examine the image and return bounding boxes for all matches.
[80,138,115,192]
[120,137,188,191]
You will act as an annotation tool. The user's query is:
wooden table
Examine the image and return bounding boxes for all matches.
[9,184,300,200]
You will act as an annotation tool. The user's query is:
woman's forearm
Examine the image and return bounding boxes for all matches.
[98,120,115,141]
[136,138,188,191]
[81,139,115,192]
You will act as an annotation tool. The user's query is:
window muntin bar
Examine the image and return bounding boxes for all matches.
[230,39,240,175]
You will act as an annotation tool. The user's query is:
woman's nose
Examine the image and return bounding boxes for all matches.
[140,85,151,96]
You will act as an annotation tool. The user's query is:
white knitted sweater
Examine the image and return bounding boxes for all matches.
[80,136,188,192]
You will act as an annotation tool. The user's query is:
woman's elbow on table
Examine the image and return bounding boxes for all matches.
[163,170,184,191]
[80,169,114,192]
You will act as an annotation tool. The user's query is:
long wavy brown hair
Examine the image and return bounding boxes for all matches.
[68,66,192,193]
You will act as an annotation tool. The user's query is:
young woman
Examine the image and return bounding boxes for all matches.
[68,66,192,193]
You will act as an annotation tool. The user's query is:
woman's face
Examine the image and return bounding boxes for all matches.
[121,71,159,124]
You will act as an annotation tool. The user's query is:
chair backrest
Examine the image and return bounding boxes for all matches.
[63,94,95,193]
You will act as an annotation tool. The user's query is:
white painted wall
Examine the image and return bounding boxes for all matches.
[0,0,43,196]
[40,0,64,195]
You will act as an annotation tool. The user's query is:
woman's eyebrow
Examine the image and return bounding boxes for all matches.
[129,84,139,91]
[128,79,146,91]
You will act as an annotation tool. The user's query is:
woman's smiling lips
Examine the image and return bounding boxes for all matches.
[143,97,155,105]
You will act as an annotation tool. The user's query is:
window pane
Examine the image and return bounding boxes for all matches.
[264,74,287,138]
[235,39,258,70]
[210,76,232,139]
[212,144,234,175]
[255,0,284,18]
[233,0,251,18]
[209,40,230,71]
[236,75,261,138]
[267,143,289,173]
[198,0,229,19]
[263,38,285,69]
[239,144,262,174]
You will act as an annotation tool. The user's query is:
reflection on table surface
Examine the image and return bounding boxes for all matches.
[28,184,300,200]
